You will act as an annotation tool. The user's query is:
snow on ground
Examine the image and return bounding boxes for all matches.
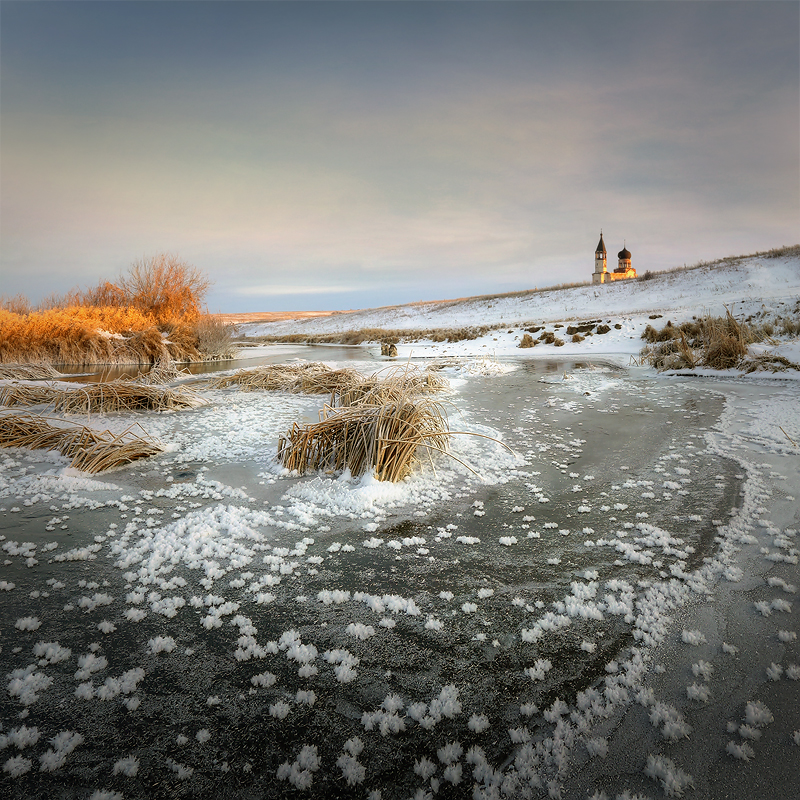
[241,254,799,361]
[0,252,798,799]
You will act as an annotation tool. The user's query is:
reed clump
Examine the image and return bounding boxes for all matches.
[641,308,768,371]
[277,398,451,482]
[0,414,162,473]
[0,364,65,380]
[210,362,366,394]
[0,382,205,413]
[334,365,448,407]
[210,362,448,404]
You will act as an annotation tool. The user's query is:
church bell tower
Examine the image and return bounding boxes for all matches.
[593,231,608,284]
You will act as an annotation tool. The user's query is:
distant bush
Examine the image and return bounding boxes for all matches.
[518,333,535,348]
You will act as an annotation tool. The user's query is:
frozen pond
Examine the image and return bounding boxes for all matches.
[1,355,797,800]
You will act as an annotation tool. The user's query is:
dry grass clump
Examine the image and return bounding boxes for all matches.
[641,308,764,370]
[210,362,365,395]
[211,362,448,405]
[334,365,448,407]
[701,312,750,369]
[0,414,162,473]
[0,364,65,380]
[132,357,191,386]
[518,333,536,348]
[0,382,204,413]
[0,386,57,408]
[277,398,451,482]
[742,354,799,374]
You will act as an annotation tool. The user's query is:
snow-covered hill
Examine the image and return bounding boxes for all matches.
[242,254,799,339]
[240,253,800,370]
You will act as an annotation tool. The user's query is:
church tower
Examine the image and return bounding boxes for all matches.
[617,242,632,272]
[593,231,608,284]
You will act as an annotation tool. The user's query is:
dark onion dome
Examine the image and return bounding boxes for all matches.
[618,245,631,260]
[595,233,606,255]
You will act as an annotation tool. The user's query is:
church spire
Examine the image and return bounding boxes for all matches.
[595,231,607,255]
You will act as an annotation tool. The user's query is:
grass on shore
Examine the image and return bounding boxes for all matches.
[0,254,235,366]
[640,306,800,372]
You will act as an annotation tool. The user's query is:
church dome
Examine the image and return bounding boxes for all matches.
[618,245,631,260]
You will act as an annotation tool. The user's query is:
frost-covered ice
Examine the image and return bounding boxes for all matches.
[1,255,799,799]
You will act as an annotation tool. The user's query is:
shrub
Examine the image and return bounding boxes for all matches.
[120,253,211,324]
[641,308,759,371]
[195,315,235,360]
[572,333,584,343]
[518,333,535,348]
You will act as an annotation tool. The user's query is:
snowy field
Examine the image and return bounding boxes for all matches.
[1,253,799,800]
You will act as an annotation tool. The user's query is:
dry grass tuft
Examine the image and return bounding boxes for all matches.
[641,308,766,371]
[275,363,514,482]
[277,398,451,482]
[210,362,448,405]
[335,365,448,408]
[210,362,364,394]
[0,382,205,413]
[0,414,162,473]
[0,364,64,380]
[743,354,799,374]
[701,309,749,370]
[131,357,191,386]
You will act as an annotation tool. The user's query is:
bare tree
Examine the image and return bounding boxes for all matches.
[120,253,211,323]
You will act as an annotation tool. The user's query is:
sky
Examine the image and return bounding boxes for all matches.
[1,1,798,313]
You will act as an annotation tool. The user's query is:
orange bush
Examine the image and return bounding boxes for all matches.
[0,306,160,364]
[0,253,219,364]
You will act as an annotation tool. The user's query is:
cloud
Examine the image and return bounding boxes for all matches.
[1,2,797,311]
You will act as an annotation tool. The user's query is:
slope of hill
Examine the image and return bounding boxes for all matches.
[242,252,799,339]
[239,252,800,372]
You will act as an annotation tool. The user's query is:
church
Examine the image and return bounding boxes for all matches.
[592,232,637,283]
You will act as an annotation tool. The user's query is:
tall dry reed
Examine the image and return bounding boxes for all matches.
[0,414,162,473]
[277,398,451,482]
